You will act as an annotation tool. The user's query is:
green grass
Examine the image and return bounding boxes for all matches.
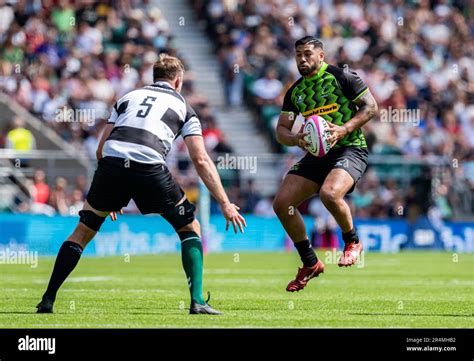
[0,252,473,328]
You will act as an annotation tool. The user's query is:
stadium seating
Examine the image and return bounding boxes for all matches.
[0,0,472,219]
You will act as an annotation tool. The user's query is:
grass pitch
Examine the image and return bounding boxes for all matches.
[0,251,472,328]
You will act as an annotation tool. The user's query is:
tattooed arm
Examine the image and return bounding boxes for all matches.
[344,90,378,133]
[327,90,378,146]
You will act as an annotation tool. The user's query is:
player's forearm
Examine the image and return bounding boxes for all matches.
[344,107,376,133]
[194,156,230,206]
[345,91,378,133]
[276,125,297,146]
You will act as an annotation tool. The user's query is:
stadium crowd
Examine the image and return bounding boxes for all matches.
[0,0,472,220]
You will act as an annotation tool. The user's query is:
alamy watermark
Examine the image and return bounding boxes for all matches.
[18,336,55,355]
[55,106,96,127]
[217,154,257,174]
[324,248,365,268]
[380,106,420,126]
[0,243,38,268]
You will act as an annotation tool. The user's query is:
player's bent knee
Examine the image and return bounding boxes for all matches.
[78,210,106,231]
[162,199,196,231]
[272,200,282,214]
[319,187,339,205]
[273,197,289,217]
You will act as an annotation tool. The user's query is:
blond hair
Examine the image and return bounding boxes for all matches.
[153,53,184,81]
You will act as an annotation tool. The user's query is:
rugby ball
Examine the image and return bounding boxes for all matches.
[303,115,332,157]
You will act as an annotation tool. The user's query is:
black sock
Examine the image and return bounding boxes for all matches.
[43,241,83,301]
[342,228,359,244]
[294,239,318,267]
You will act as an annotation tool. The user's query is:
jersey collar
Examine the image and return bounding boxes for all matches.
[304,61,328,81]
[151,81,174,89]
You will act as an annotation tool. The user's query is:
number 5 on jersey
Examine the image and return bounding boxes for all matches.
[136,96,157,118]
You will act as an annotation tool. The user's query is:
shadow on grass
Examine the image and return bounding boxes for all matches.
[0,310,186,316]
[0,311,40,315]
[349,312,473,318]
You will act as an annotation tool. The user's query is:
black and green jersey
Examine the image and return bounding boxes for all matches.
[281,62,368,148]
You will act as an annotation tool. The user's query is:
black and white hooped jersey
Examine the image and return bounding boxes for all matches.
[102,81,202,164]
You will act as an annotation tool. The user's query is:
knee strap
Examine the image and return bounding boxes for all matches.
[162,199,196,231]
[79,210,106,231]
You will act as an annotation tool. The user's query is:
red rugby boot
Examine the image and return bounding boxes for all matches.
[286,260,325,292]
[338,242,363,267]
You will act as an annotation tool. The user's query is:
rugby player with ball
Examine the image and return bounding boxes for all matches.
[274,36,378,292]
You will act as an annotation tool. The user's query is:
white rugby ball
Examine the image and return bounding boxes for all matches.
[303,115,332,157]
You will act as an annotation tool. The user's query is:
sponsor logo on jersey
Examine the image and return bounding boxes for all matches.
[290,163,300,171]
[320,86,330,97]
[302,103,340,117]
[296,94,306,104]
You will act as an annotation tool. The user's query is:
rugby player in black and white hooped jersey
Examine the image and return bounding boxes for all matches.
[36,54,246,315]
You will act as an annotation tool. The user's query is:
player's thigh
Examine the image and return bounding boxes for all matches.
[86,159,132,212]
[320,168,354,200]
[131,167,197,231]
[273,174,320,210]
[82,200,109,217]
[321,147,369,198]
[131,166,184,214]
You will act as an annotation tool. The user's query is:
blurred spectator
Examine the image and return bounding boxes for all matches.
[202,116,233,154]
[5,116,35,151]
[32,169,50,205]
[251,68,283,106]
[51,0,75,34]
[17,180,56,216]
[202,116,223,152]
[220,41,246,106]
[49,177,69,215]
[68,189,85,215]
[74,174,88,199]
[0,1,14,35]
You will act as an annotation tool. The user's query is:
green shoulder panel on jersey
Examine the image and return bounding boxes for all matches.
[286,62,368,149]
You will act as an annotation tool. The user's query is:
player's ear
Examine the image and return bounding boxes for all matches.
[318,50,325,61]
[175,72,184,92]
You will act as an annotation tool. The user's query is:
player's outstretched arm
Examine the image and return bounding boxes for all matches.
[184,135,247,233]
